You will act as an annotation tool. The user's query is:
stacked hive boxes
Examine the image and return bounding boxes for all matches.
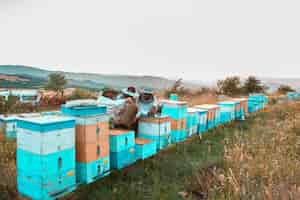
[195,104,220,129]
[186,108,199,137]
[193,108,208,134]
[160,100,188,143]
[232,98,246,120]
[217,102,235,124]
[0,115,17,139]
[169,93,178,101]
[61,105,110,184]
[248,94,268,113]
[135,138,157,160]
[138,115,171,150]
[287,92,300,101]
[16,116,76,200]
[109,130,136,169]
[233,98,248,116]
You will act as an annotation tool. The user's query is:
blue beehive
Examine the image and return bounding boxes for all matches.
[169,93,178,101]
[160,100,188,120]
[76,156,110,184]
[192,108,208,134]
[61,105,107,117]
[160,100,188,143]
[0,115,17,139]
[135,138,157,160]
[110,147,136,170]
[61,103,110,184]
[17,116,76,200]
[138,115,171,150]
[217,101,236,124]
[109,129,136,170]
[287,92,298,101]
[232,100,245,120]
[186,108,199,137]
[195,104,220,130]
[248,93,267,112]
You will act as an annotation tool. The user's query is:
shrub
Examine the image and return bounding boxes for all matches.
[67,88,96,100]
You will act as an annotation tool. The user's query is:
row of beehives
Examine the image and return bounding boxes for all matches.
[5,93,268,200]
[287,92,300,101]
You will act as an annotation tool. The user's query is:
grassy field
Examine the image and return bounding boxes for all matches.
[63,102,300,200]
[63,117,257,199]
[1,102,299,200]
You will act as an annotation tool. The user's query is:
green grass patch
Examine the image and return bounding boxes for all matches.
[65,119,255,200]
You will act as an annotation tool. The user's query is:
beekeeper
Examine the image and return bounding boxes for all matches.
[98,87,139,129]
[136,88,158,118]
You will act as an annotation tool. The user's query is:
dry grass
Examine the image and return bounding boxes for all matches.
[156,91,218,106]
[0,141,17,199]
[200,102,300,199]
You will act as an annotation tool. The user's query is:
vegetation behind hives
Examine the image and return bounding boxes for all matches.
[187,102,300,199]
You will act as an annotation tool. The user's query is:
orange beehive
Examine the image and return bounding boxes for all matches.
[207,109,215,121]
[171,119,186,130]
[233,98,248,113]
[75,118,110,163]
[135,138,151,145]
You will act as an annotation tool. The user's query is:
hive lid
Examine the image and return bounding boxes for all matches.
[64,99,98,108]
[17,115,75,125]
[232,98,247,102]
[135,138,151,145]
[17,113,42,118]
[110,129,134,136]
[160,99,187,105]
[187,108,199,113]
[192,108,208,113]
[0,115,17,122]
[61,104,107,117]
[218,101,237,105]
[195,104,219,109]
[139,115,171,123]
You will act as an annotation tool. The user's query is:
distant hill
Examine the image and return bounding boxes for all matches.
[260,78,300,92]
[0,73,46,89]
[0,65,201,90]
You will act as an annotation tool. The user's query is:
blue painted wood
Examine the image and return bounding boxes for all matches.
[193,108,208,134]
[218,102,235,124]
[109,130,135,153]
[17,116,75,133]
[17,148,76,175]
[169,93,178,101]
[248,93,268,112]
[207,120,215,130]
[17,148,76,200]
[138,121,171,136]
[61,105,107,117]
[76,156,110,184]
[160,100,188,120]
[110,147,136,170]
[135,140,157,160]
[186,108,199,137]
[137,134,171,150]
[171,129,186,143]
[17,169,76,200]
[17,127,75,155]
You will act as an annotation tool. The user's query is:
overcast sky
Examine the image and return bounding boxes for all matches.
[1,0,300,81]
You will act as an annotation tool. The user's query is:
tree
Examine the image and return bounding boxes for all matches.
[171,78,183,93]
[67,88,96,100]
[243,76,265,94]
[277,84,295,94]
[165,78,186,98]
[217,76,242,96]
[45,73,67,96]
[0,97,5,113]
